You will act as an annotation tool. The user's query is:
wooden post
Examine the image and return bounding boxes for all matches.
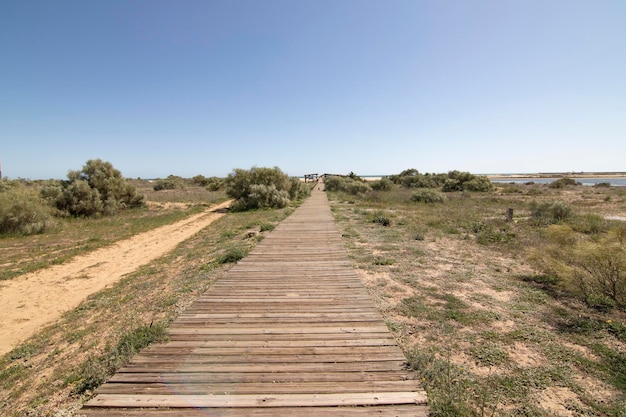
[506,208,513,222]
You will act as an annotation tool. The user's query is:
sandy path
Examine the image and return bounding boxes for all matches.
[0,201,231,356]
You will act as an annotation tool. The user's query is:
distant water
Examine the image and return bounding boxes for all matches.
[491,177,626,187]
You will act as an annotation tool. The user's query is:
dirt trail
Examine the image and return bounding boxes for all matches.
[0,201,231,356]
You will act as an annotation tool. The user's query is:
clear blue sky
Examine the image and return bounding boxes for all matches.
[1,0,625,179]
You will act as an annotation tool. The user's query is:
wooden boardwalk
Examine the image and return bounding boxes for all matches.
[81,186,428,416]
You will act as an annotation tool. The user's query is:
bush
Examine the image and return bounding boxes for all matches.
[569,214,607,235]
[207,177,224,191]
[573,240,626,310]
[529,201,573,225]
[287,177,311,200]
[153,179,178,191]
[411,189,447,204]
[192,175,210,186]
[370,178,394,191]
[192,175,224,191]
[52,159,144,216]
[226,167,305,211]
[323,176,347,192]
[232,184,290,211]
[388,169,446,188]
[532,223,626,311]
[471,220,516,244]
[58,180,104,216]
[442,171,494,192]
[368,210,391,227]
[324,175,371,195]
[345,181,372,195]
[549,177,580,188]
[0,185,55,235]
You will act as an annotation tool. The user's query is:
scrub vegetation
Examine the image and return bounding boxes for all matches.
[327,171,626,416]
[0,165,304,416]
[225,166,311,211]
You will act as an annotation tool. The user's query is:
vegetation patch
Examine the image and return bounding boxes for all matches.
[327,170,626,416]
[226,166,311,211]
[71,321,167,394]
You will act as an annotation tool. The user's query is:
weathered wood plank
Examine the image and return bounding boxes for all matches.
[80,405,429,416]
[96,380,421,395]
[118,360,409,373]
[108,370,413,384]
[85,391,428,408]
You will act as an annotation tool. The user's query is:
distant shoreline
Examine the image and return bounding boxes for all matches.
[313,172,626,181]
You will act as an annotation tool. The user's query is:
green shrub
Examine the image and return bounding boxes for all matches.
[324,175,368,194]
[323,176,346,192]
[324,175,371,195]
[345,181,372,195]
[153,179,178,191]
[529,201,573,225]
[533,223,626,311]
[0,186,55,235]
[549,177,580,188]
[232,184,290,211]
[57,180,104,216]
[411,189,447,203]
[226,167,304,211]
[442,171,494,192]
[287,177,311,200]
[471,221,515,244]
[52,159,144,216]
[388,169,446,188]
[569,214,607,235]
[192,175,223,190]
[573,240,626,310]
[192,175,209,186]
[370,178,394,191]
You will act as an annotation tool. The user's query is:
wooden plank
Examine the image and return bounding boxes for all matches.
[108,371,413,384]
[118,361,408,373]
[96,380,421,395]
[129,352,407,364]
[137,345,404,356]
[167,326,391,335]
[80,405,429,416]
[85,392,428,408]
[142,338,399,348]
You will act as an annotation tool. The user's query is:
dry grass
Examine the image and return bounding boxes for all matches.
[329,183,626,416]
